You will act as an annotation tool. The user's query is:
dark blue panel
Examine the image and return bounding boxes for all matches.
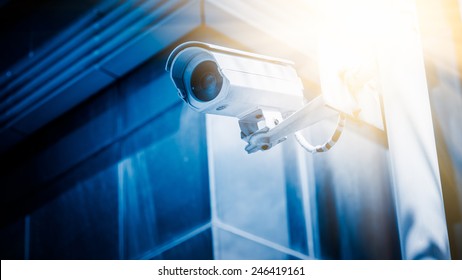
[282,142,309,255]
[29,166,118,259]
[0,219,25,260]
[118,62,180,135]
[28,86,119,183]
[314,176,341,260]
[0,85,123,231]
[120,102,183,161]
[2,85,119,192]
[311,123,401,260]
[120,104,210,259]
[151,228,213,260]
[50,143,122,195]
[0,128,24,155]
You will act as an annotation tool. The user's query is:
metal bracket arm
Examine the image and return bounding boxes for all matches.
[244,96,338,153]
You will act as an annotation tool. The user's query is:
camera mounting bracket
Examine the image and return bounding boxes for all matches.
[242,96,339,154]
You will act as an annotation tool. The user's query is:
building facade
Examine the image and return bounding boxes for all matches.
[0,0,461,259]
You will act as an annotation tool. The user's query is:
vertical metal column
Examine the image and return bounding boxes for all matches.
[459,0,462,20]
[378,0,451,259]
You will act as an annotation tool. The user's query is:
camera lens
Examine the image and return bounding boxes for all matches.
[190,61,223,102]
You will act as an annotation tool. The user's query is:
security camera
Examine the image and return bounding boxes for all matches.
[165,41,304,116]
[166,41,344,154]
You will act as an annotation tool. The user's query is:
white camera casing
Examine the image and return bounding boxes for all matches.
[166,41,305,119]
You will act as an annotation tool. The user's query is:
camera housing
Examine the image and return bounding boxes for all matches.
[165,41,305,119]
[165,42,344,154]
